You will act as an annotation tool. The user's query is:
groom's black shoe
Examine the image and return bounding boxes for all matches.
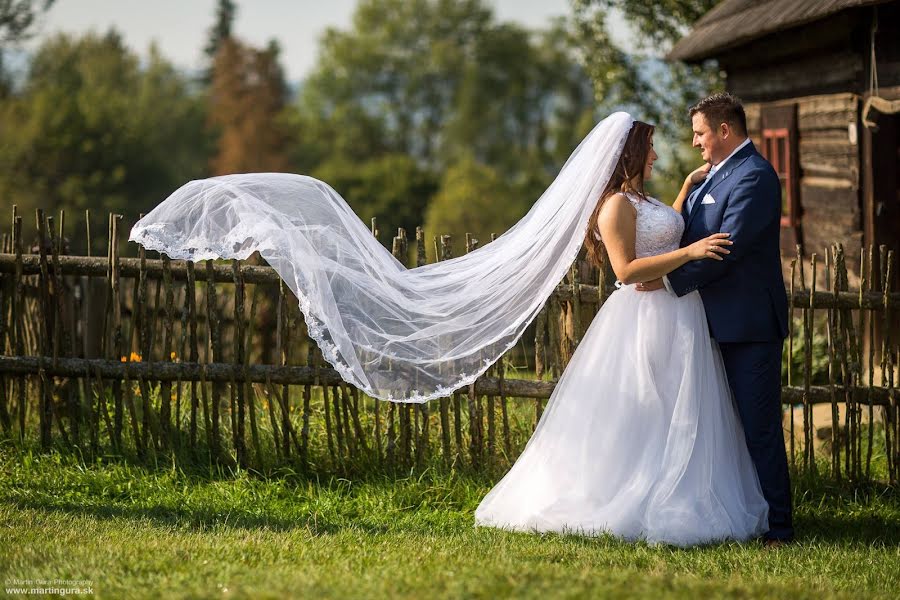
[758,533,794,549]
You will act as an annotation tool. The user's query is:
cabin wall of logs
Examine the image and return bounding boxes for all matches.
[745,93,863,274]
[0,207,898,483]
[718,3,900,287]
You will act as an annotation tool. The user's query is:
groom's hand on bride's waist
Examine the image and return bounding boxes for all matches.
[636,278,665,292]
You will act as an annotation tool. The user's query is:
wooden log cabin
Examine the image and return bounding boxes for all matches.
[669,0,900,284]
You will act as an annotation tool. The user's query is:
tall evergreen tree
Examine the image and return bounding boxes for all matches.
[206,32,292,364]
[202,0,237,83]
[208,36,289,174]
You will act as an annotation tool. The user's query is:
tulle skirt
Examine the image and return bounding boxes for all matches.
[474,285,769,547]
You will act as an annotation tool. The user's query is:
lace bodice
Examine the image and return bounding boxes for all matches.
[597,192,684,258]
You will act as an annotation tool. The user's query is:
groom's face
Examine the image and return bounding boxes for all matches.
[691,112,727,165]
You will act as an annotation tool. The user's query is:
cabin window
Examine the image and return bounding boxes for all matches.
[761,127,796,227]
[760,101,801,235]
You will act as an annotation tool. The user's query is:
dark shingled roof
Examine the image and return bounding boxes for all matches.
[668,0,891,62]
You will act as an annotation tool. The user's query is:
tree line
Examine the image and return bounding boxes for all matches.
[0,0,719,260]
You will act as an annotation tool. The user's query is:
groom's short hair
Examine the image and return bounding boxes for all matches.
[689,93,747,137]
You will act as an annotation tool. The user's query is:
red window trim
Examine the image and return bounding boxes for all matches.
[761,127,797,228]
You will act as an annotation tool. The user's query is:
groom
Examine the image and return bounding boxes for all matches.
[644,93,793,544]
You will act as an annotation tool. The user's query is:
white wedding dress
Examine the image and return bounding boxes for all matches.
[474,192,770,547]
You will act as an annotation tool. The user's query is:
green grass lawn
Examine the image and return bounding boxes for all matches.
[1,445,899,599]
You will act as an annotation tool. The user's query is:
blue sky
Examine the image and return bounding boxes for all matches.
[22,0,630,82]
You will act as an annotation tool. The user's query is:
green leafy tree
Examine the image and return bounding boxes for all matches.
[0,30,210,250]
[423,155,527,262]
[313,154,438,247]
[571,0,722,201]
[284,100,390,172]
[300,0,492,166]
[289,0,598,243]
[442,20,595,185]
[0,0,55,95]
[0,0,55,44]
[594,0,719,47]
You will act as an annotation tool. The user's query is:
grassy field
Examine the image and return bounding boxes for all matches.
[1,443,899,599]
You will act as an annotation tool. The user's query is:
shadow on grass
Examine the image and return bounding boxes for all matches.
[787,476,900,546]
[0,435,503,487]
[7,490,900,548]
[4,442,900,548]
[796,511,900,546]
[5,495,392,536]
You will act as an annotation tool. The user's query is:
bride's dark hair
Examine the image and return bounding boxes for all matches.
[584,120,655,270]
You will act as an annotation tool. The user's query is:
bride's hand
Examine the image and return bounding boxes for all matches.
[686,233,732,260]
[686,163,712,185]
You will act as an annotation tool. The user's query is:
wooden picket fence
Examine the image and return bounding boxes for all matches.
[0,207,897,482]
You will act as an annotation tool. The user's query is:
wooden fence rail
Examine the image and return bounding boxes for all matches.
[2,252,900,309]
[0,355,895,406]
[0,208,897,483]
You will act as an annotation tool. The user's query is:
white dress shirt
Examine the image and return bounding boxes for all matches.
[661,137,752,294]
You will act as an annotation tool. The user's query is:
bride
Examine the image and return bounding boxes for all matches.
[473,120,769,547]
[129,112,768,547]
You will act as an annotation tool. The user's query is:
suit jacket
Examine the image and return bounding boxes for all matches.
[667,141,789,343]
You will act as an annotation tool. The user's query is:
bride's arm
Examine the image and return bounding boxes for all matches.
[672,163,712,213]
[597,193,732,285]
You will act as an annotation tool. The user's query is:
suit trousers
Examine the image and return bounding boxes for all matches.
[718,340,794,541]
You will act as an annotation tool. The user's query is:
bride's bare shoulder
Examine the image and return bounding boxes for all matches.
[598,192,637,220]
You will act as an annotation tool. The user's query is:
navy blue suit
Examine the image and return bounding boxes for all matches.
[667,140,793,541]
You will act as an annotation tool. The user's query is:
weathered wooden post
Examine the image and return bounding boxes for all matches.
[438,234,453,467]
[415,226,429,470]
[205,258,223,463]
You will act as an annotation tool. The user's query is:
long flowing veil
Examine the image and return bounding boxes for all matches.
[129,111,635,403]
